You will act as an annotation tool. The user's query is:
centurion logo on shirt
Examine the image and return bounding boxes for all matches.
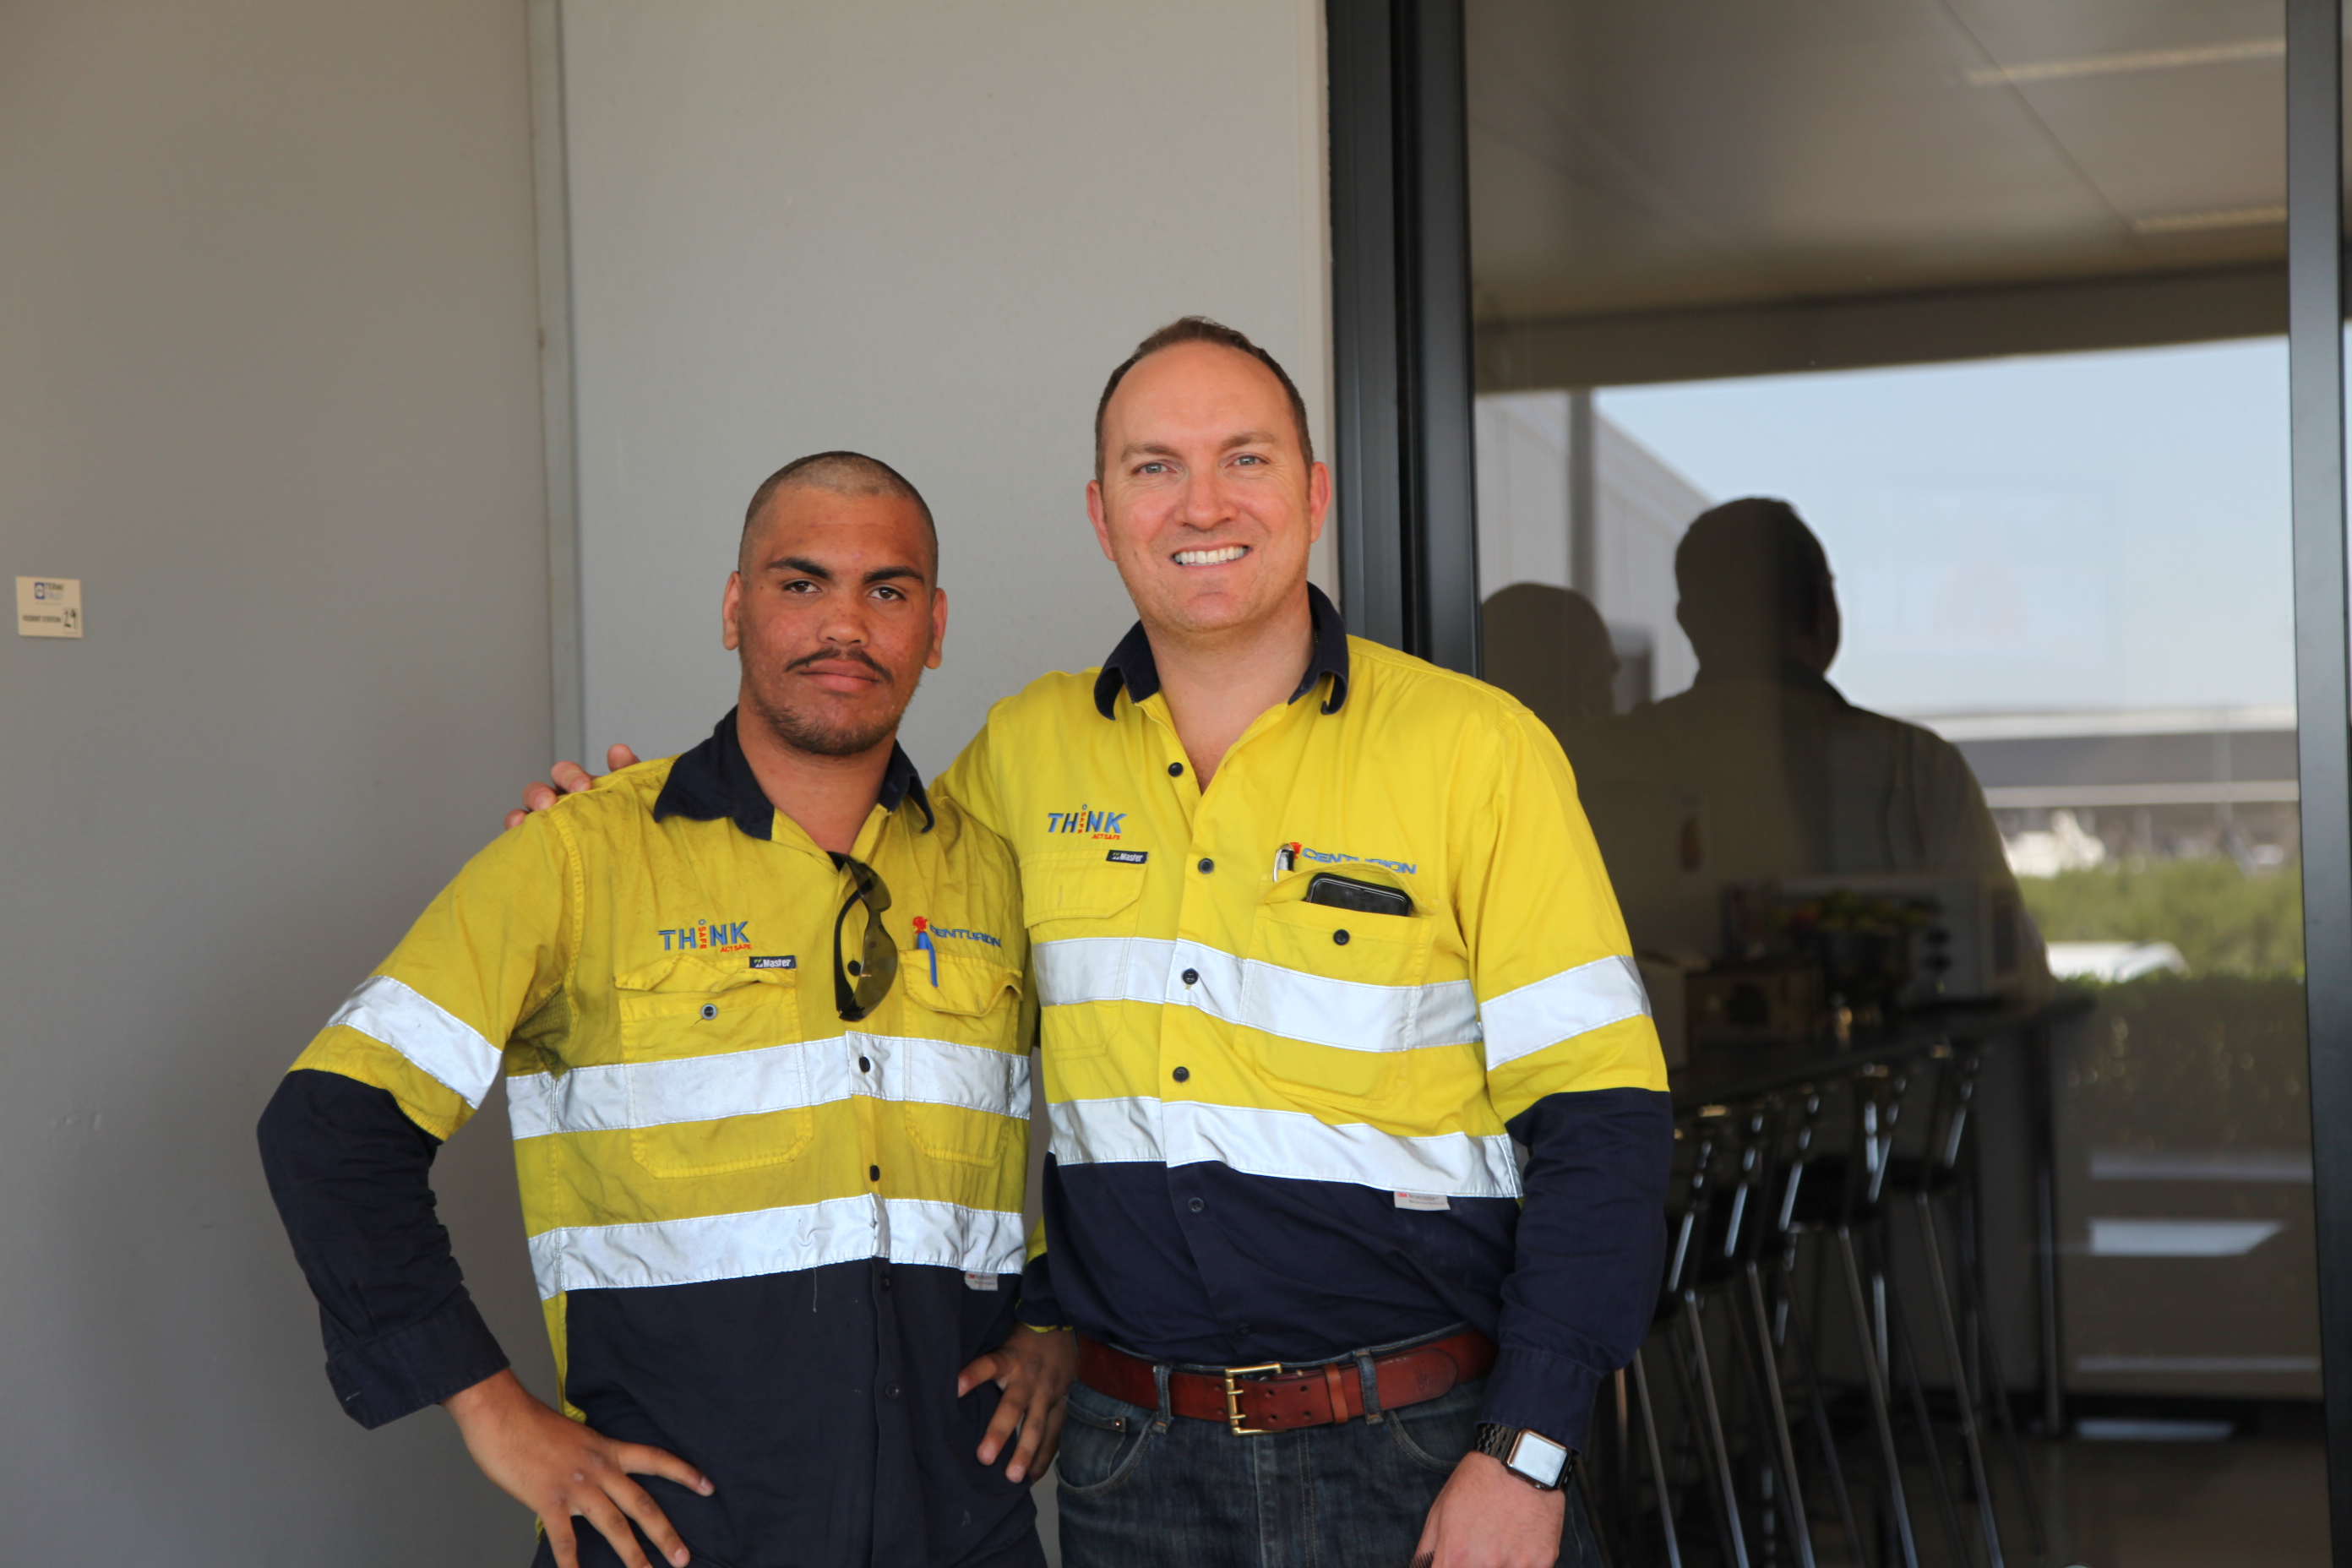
[657,920,752,952]
[1045,803,1127,838]
[924,923,1004,950]
[1282,841,1420,877]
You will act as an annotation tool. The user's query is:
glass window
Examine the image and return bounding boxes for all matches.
[1467,4,2320,1560]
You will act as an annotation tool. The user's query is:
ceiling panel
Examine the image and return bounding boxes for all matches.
[1467,0,2286,324]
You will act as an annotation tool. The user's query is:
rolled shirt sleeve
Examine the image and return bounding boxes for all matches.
[1456,708,1674,1446]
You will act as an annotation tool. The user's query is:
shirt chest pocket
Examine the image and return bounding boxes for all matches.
[1021,850,1148,1063]
[612,953,812,1177]
[1239,894,1440,1111]
[894,947,1025,1166]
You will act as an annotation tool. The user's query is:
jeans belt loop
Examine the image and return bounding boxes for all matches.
[1151,1359,1174,1432]
[1354,1350,1385,1425]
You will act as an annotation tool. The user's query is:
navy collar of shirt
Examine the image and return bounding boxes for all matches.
[1092,583,1351,721]
[653,707,934,840]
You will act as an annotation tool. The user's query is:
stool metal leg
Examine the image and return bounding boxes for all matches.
[1838,1224,1919,1568]
[1631,1346,1686,1568]
[1740,1260,1818,1568]
[1778,1250,1868,1566]
[1918,1190,2004,1568]
[1681,1291,1753,1568]
[1946,1184,2047,1555]
[1881,1250,1972,1568]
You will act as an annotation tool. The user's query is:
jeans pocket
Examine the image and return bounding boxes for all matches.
[1383,1378,1484,1474]
[1053,1383,1158,1497]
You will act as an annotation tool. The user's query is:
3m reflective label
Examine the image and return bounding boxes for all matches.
[526,1194,1026,1299]
[1032,937,1482,1053]
[1048,1096,1522,1200]
[507,1032,1029,1140]
[328,974,503,1109]
[1478,956,1651,1070]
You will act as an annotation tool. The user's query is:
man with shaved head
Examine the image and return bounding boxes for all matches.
[261,451,1072,1568]
[529,324,1669,1568]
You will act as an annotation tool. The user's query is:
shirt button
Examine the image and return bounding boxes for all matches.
[1197,857,1215,874]
[1188,1197,1206,1214]
[847,960,863,977]
[858,1056,872,1072]
[1168,761,1184,777]
[699,1003,718,1020]
[885,1382,902,1400]
[1334,930,1350,946]
[1181,967,1200,987]
[1172,1065,1190,1083]
[868,1165,881,1181]
[1237,1324,1254,1339]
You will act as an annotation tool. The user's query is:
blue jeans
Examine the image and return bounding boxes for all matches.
[1053,1371,1601,1568]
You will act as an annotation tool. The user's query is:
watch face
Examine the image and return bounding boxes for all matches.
[1509,1430,1570,1489]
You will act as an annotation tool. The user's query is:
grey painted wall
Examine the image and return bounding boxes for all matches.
[0,2,559,1561]
[555,0,1336,778]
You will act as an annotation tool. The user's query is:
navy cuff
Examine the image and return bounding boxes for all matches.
[1476,1343,1603,1452]
[323,1288,509,1429]
[1014,1252,1067,1331]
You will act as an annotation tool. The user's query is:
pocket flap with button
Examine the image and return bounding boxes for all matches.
[1020,850,1146,928]
[612,952,800,1064]
[901,947,1022,1020]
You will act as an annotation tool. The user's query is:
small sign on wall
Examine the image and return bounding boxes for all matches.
[17,577,83,638]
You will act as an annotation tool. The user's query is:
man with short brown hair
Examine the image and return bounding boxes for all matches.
[529,325,1671,1568]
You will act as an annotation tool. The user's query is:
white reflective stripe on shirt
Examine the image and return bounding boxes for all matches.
[1033,936,1482,1054]
[328,974,503,1110]
[506,1032,1028,1140]
[1033,936,1179,1005]
[525,1194,1026,1299]
[1478,954,1652,1071]
[1048,1096,1522,1200]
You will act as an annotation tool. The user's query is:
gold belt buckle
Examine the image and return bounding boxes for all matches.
[1222,1362,1285,1435]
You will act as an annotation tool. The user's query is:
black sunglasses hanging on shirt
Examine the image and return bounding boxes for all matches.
[832,856,899,1021]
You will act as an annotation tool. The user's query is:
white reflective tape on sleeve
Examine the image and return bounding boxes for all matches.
[1478,955,1652,1071]
[1034,937,1481,1054]
[1048,1095,1166,1166]
[507,1032,1028,1141]
[327,974,504,1109]
[525,1194,1026,1299]
[1048,1095,1521,1200]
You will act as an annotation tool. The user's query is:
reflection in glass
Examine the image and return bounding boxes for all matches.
[1466,3,2315,1561]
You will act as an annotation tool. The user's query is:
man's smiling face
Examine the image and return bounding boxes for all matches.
[723,485,945,759]
[1087,340,1328,644]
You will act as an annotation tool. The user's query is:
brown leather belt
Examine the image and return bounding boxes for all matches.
[1076,1331,1494,1435]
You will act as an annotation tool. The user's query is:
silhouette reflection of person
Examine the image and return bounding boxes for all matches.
[1481,582,1620,738]
[1563,498,2038,982]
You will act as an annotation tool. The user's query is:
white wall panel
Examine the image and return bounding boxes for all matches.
[558,0,1334,776]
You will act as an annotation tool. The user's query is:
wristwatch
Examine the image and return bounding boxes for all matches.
[1473,1423,1570,1491]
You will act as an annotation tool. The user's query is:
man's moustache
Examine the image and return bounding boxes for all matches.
[787,650,891,680]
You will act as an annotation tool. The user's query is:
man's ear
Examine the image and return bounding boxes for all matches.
[1086,480,1116,563]
[1306,460,1331,543]
[927,586,948,672]
[721,570,744,651]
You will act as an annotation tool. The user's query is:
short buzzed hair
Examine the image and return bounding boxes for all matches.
[1093,317,1315,481]
[740,450,938,574]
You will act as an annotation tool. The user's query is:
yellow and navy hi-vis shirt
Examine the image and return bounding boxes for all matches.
[937,585,1674,1450]
[257,710,1042,1568]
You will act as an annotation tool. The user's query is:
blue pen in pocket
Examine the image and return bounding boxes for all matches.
[912,917,939,985]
